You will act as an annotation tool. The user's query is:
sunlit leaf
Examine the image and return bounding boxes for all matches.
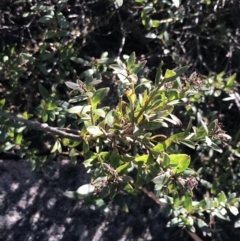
[180,140,195,149]
[172,0,180,7]
[69,148,77,164]
[87,126,104,137]
[93,109,106,118]
[228,205,239,216]
[91,88,110,108]
[68,105,91,114]
[185,196,192,213]
[210,142,223,153]
[152,139,172,153]
[169,154,190,174]
[105,110,114,127]
[135,154,149,163]
[224,73,236,92]
[77,184,95,195]
[132,61,147,74]
[127,52,136,70]
[152,173,169,191]
[205,136,212,146]
[234,219,240,228]
[116,163,129,173]
[164,69,176,79]
[115,0,123,8]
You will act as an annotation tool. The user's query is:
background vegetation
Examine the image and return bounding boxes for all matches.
[0,0,240,240]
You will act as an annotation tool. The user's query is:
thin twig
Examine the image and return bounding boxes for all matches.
[115,5,126,57]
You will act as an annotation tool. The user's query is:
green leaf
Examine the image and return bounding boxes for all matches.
[180,140,195,149]
[93,109,106,118]
[62,138,70,146]
[57,115,66,127]
[155,62,163,85]
[3,56,9,62]
[197,112,208,134]
[152,139,172,153]
[70,57,90,66]
[51,140,61,153]
[234,219,240,228]
[127,52,136,70]
[69,148,77,164]
[167,217,183,227]
[41,52,55,61]
[164,69,176,79]
[105,110,115,127]
[195,219,210,232]
[152,173,169,191]
[218,191,227,203]
[15,134,23,144]
[77,184,95,196]
[212,209,230,221]
[38,83,50,99]
[0,128,7,142]
[45,30,56,39]
[0,99,6,108]
[224,73,236,92]
[184,118,193,136]
[169,154,190,174]
[42,113,48,122]
[175,66,189,77]
[115,0,123,8]
[123,182,138,195]
[143,121,166,130]
[39,14,54,23]
[228,205,239,216]
[207,119,218,135]
[172,0,181,8]
[205,136,212,146]
[185,196,192,213]
[87,126,104,137]
[170,132,185,143]
[186,224,195,233]
[57,12,70,28]
[132,61,147,74]
[146,17,153,29]
[68,105,91,114]
[110,64,128,76]
[210,142,223,153]
[152,20,161,28]
[91,88,110,108]
[116,163,129,173]
[65,81,81,89]
[134,154,149,163]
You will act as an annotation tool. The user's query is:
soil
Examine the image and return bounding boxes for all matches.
[0,158,189,241]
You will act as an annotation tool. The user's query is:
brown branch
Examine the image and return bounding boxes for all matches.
[0,109,82,141]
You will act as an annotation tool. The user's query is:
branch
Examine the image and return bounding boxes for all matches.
[0,109,82,141]
[115,5,126,57]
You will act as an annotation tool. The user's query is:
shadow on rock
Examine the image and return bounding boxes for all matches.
[0,159,185,241]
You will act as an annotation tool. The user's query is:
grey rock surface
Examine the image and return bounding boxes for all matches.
[0,159,185,241]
